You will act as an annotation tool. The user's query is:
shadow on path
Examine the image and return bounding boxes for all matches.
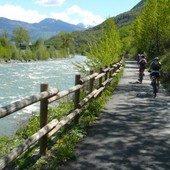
[59,61,170,170]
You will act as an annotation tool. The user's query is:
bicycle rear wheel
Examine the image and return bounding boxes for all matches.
[152,77,157,97]
[139,72,143,83]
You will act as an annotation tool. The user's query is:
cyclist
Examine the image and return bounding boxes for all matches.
[138,54,147,83]
[149,57,161,88]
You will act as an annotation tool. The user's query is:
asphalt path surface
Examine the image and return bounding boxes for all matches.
[58,61,170,170]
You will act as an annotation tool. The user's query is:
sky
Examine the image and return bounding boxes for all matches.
[0,0,141,27]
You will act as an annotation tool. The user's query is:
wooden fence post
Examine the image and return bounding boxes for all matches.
[99,68,103,88]
[105,66,108,81]
[109,64,112,78]
[74,74,81,123]
[113,64,116,74]
[89,70,94,93]
[40,83,48,156]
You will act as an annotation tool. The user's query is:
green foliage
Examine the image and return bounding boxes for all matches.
[0,36,11,47]
[0,136,12,156]
[0,44,12,60]
[0,37,12,60]
[15,101,73,141]
[48,101,74,120]
[16,114,40,139]
[85,18,122,70]
[13,26,31,47]
[161,52,170,71]
[133,0,170,58]
[159,52,170,92]
[119,25,135,56]
[45,32,75,57]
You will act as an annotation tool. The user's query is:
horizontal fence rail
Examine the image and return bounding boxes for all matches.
[0,88,59,118]
[0,58,124,170]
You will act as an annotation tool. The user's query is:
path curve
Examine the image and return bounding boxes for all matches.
[59,61,170,170]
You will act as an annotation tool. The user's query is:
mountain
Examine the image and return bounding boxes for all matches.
[0,17,85,41]
[89,0,146,31]
[113,0,146,28]
[0,0,146,42]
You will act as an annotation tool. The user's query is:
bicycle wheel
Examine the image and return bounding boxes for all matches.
[139,72,143,83]
[152,77,157,97]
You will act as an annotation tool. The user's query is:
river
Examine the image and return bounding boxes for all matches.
[0,55,87,136]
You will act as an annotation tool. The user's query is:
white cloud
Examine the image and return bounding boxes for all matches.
[0,4,47,23]
[50,5,104,27]
[35,0,66,6]
[0,4,104,27]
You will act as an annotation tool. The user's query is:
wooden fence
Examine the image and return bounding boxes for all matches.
[0,58,124,169]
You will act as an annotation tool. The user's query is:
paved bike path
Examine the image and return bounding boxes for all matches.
[59,61,170,170]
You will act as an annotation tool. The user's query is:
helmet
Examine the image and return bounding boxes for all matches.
[154,57,159,61]
[141,54,145,58]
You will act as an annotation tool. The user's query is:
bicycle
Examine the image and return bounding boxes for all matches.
[138,69,145,83]
[151,74,160,98]
[151,76,158,97]
[138,72,143,83]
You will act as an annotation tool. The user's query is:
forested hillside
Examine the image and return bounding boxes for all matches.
[113,0,146,28]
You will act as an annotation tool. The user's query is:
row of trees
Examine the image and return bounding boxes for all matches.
[0,27,75,62]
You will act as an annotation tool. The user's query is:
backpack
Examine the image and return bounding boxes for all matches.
[151,61,161,70]
[139,59,146,68]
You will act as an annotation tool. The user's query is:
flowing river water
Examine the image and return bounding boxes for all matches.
[0,55,87,136]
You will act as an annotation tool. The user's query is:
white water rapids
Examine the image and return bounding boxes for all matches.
[0,55,87,136]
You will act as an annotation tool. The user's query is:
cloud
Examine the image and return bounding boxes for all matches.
[35,0,66,6]
[0,4,47,23]
[50,5,104,27]
[0,4,104,27]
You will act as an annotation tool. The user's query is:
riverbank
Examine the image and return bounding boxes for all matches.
[0,55,86,136]
[0,55,74,64]
[0,59,37,64]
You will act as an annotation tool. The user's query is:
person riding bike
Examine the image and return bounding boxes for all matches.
[138,54,147,83]
[149,57,161,88]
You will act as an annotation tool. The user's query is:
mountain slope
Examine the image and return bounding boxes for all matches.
[89,0,146,31]
[113,0,146,28]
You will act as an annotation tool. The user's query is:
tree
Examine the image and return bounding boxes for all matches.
[133,0,170,58]
[0,37,12,60]
[13,26,31,48]
[55,32,75,56]
[119,25,135,56]
[85,18,122,70]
